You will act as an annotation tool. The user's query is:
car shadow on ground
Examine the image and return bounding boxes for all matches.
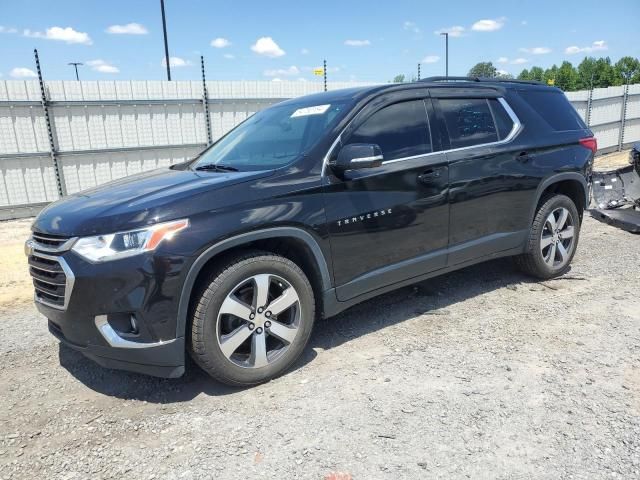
[59,258,569,403]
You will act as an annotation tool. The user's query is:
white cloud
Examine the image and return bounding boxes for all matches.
[24,26,92,45]
[497,69,510,76]
[10,67,37,78]
[403,21,420,34]
[344,39,371,47]
[565,40,608,55]
[301,48,310,55]
[223,53,235,59]
[161,56,192,67]
[496,57,509,64]
[271,78,282,82]
[0,26,18,34]
[471,17,506,32]
[511,58,529,65]
[434,26,465,37]
[251,37,285,57]
[520,47,551,55]
[210,37,231,48]
[86,59,119,73]
[106,23,148,35]
[264,65,300,77]
[421,55,440,63]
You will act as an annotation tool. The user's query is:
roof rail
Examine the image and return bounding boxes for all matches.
[419,76,545,86]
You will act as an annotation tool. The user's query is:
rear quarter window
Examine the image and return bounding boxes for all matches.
[517,89,586,131]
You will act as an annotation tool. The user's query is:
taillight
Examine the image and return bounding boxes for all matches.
[579,137,597,153]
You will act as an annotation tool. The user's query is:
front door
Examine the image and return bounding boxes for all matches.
[323,92,449,301]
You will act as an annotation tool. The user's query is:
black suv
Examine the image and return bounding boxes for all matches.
[26,77,595,386]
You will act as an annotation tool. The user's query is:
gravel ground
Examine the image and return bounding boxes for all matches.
[0,215,639,479]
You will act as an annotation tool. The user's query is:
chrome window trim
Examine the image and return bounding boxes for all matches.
[30,251,75,311]
[321,96,522,176]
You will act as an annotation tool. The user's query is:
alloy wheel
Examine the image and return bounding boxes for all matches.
[540,207,575,268]
[216,274,301,369]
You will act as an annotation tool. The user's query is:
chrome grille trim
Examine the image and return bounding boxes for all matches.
[26,233,77,254]
[29,251,75,311]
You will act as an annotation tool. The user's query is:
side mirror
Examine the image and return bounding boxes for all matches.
[332,143,384,173]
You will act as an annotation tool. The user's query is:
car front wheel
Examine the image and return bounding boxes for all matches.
[189,251,315,386]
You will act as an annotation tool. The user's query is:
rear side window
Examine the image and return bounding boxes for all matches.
[489,99,515,140]
[346,100,432,161]
[518,90,586,131]
[437,98,498,149]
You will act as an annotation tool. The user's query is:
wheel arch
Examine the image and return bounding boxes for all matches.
[176,227,332,339]
[530,173,588,225]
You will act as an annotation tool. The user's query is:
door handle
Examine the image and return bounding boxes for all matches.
[517,151,532,163]
[418,168,442,184]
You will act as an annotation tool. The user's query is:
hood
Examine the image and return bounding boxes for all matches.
[33,166,274,236]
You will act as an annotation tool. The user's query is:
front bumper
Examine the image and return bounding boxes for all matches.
[29,243,190,378]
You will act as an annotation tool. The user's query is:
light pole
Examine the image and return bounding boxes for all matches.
[440,32,449,78]
[68,62,83,81]
[160,0,171,81]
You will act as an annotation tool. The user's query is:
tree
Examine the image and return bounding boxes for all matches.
[555,61,579,91]
[543,65,558,86]
[529,66,545,82]
[577,57,597,90]
[392,74,405,83]
[468,62,497,78]
[614,56,640,84]
[517,68,530,80]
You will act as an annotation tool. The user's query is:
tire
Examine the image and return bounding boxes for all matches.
[514,193,581,279]
[189,250,315,386]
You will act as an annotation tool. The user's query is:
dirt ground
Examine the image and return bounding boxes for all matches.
[594,150,632,171]
[1,214,639,479]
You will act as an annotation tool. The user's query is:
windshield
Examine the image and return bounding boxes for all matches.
[193,100,349,171]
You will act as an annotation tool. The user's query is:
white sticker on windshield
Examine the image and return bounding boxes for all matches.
[291,104,331,118]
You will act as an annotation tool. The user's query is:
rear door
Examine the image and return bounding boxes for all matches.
[432,90,533,265]
[323,90,449,301]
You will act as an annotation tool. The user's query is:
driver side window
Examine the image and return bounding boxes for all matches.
[345,100,432,161]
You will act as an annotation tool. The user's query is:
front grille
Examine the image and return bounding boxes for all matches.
[27,233,76,310]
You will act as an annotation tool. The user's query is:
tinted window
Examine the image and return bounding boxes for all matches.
[438,98,498,149]
[346,100,431,161]
[193,101,349,171]
[518,90,586,131]
[489,99,515,140]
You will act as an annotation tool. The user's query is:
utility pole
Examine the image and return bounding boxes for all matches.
[68,62,82,81]
[160,0,171,80]
[440,32,449,78]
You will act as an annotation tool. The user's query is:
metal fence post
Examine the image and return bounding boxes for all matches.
[200,55,212,146]
[618,81,630,151]
[586,87,593,127]
[323,60,327,92]
[417,63,421,81]
[34,49,66,197]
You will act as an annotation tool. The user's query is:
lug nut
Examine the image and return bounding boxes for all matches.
[256,327,263,334]
[248,323,255,330]
[249,313,255,320]
[264,321,271,328]
[257,307,264,314]
[265,311,272,318]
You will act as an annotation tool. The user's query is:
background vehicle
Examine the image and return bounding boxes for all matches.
[26,77,595,385]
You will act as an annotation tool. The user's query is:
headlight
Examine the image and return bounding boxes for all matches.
[72,219,189,262]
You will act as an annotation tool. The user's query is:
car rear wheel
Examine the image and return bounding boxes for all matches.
[189,251,315,386]
[514,194,581,279]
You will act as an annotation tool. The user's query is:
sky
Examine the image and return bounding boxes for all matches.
[0,0,639,83]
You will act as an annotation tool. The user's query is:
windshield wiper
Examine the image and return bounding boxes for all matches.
[195,163,239,172]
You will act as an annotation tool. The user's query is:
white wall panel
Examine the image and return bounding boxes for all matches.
[1,80,640,213]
